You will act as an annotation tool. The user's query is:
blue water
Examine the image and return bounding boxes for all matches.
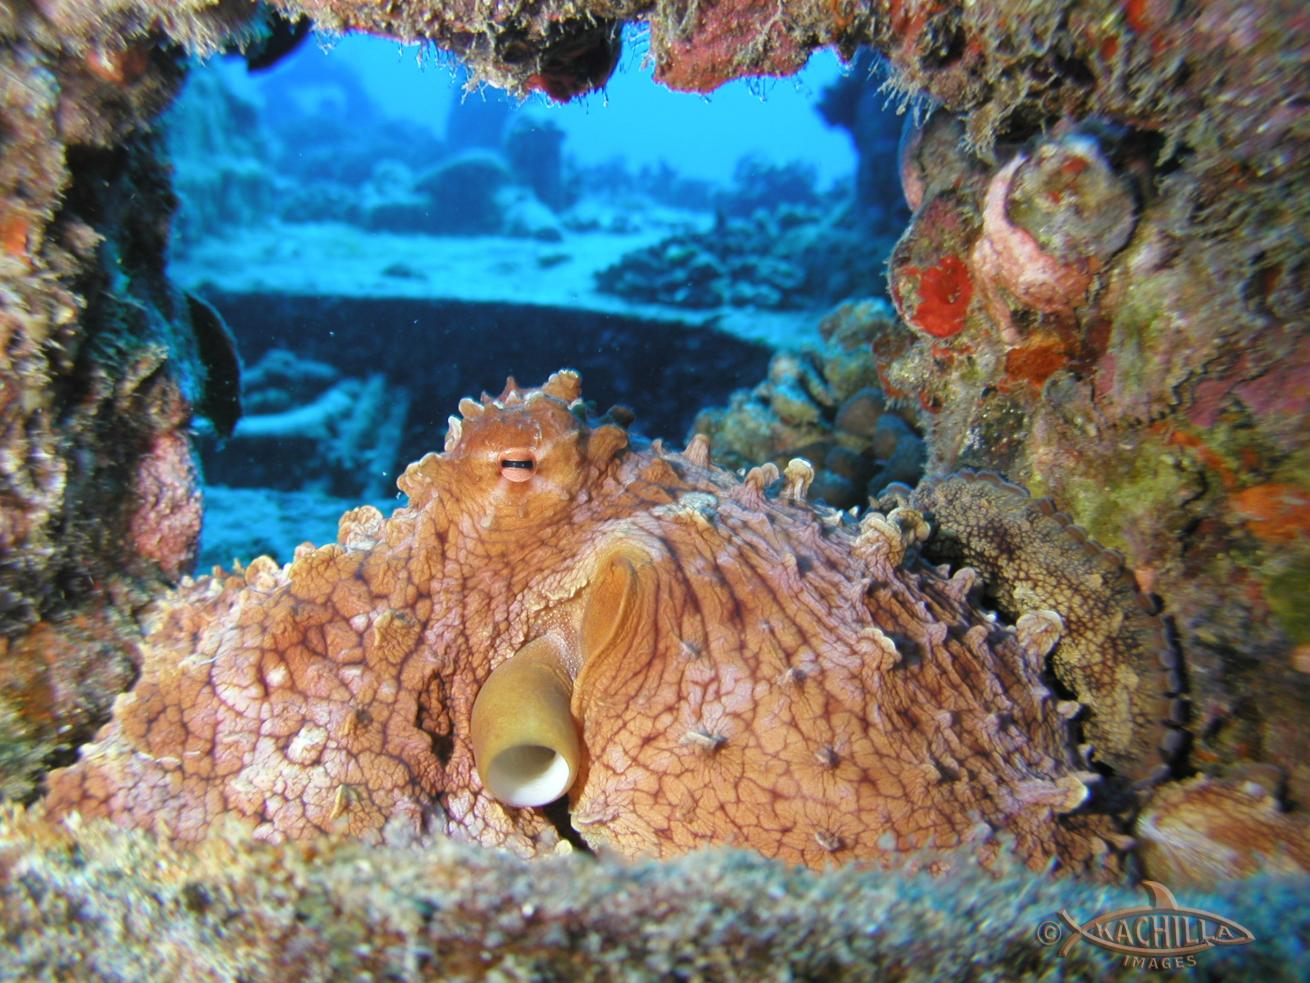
[248,30,857,186]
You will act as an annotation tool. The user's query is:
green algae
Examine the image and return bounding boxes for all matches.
[1029,432,1200,559]
[1265,552,1310,646]
[0,697,47,803]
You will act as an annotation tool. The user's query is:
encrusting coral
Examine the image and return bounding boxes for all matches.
[969,128,1139,345]
[0,3,247,788]
[879,93,1310,806]
[691,301,926,509]
[48,371,1172,876]
[0,610,138,801]
[5,806,1307,981]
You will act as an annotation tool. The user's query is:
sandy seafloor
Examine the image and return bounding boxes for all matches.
[181,219,826,570]
[173,218,825,351]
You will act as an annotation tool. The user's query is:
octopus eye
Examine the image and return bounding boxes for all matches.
[500,450,536,483]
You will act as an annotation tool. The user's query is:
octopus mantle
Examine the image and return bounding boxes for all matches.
[45,371,1164,874]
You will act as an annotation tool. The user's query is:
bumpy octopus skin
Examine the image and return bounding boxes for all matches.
[46,372,1128,873]
[1136,776,1310,889]
[904,472,1185,786]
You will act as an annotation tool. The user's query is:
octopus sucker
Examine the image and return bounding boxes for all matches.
[46,374,1204,877]
[903,470,1182,787]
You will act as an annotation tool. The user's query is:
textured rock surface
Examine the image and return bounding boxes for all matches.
[49,373,1131,875]
[879,99,1310,805]
[0,611,138,801]
[0,2,243,786]
[5,807,1307,982]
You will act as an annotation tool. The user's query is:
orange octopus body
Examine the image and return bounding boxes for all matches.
[46,372,1125,874]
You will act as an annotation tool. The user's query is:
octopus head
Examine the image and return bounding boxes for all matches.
[416,369,629,537]
[433,370,634,809]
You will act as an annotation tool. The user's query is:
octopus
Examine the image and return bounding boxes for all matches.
[45,371,1179,874]
[900,471,1187,786]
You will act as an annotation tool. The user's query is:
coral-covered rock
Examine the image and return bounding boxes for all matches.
[165,67,280,251]
[128,430,201,580]
[412,150,513,235]
[504,113,567,209]
[692,302,925,508]
[596,195,890,313]
[596,215,812,311]
[646,0,851,93]
[896,110,977,214]
[0,611,138,801]
[0,14,237,779]
[834,387,885,438]
[892,123,1141,347]
[714,156,825,220]
[521,19,623,102]
[971,131,1138,344]
[972,154,1093,342]
[595,150,897,314]
[4,807,1303,981]
[1004,130,1139,273]
[889,192,980,339]
[868,94,1310,790]
[818,49,911,228]
[497,186,564,242]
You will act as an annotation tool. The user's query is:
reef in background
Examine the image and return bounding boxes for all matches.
[692,299,927,510]
[164,53,845,341]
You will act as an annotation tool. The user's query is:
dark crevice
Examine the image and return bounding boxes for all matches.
[541,796,593,855]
